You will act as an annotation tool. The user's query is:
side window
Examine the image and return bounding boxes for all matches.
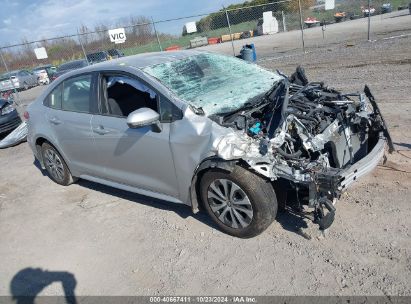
[103,75,158,117]
[159,97,182,122]
[44,84,63,109]
[62,74,92,113]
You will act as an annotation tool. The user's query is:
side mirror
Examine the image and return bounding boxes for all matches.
[126,107,161,132]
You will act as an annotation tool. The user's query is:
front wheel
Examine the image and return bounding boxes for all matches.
[200,166,277,238]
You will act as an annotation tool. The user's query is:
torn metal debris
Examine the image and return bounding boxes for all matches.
[207,66,391,229]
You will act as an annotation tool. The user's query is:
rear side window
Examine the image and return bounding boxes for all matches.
[62,74,92,113]
[44,84,63,109]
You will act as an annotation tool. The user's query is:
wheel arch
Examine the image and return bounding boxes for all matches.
[189,157,287,213]
[34,136,71,174]
[189,157,264,213]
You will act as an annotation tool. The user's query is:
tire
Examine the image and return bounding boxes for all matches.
[23,82,28,91]
[41,142,76,186]
[200,166,277,238]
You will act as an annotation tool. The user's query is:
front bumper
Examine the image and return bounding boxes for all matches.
[339,133,386,191]
[314,133,386,197]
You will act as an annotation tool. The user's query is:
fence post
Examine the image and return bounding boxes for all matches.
[77,30,89,65]
[297,0,306,53]
[223,6,236,57]
[367,0,371,41]
[282,11,287,32]
[0,48,20,105]
[152,17,163,52]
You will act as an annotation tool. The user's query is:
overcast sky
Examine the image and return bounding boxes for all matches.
[0,0,245,46]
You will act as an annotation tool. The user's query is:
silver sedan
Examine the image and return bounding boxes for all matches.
[0,70,38,92]
[26,51,389,237]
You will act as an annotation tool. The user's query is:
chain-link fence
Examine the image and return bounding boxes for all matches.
[299,0,411,49]
[1,0,411,102]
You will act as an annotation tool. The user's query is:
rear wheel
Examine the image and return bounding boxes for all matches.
[200,166,277,238]
[41,143,76,186]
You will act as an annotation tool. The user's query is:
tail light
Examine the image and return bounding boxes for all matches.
[23,111,30,120]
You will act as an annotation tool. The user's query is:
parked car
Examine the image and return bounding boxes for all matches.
[51,59,88,81]
[381,3,392,13]
[107,49,125,59]
[0,70,38,92]
[26,51,391,238]
[86,51,111,64]
[32,65,57,85]
[0,98,21,134]
[362,6,376,17]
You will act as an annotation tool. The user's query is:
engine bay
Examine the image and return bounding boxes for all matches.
[211,67,393,229]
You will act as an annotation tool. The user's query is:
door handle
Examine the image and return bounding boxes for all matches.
[49,117,62,125]
[92,126,110,135]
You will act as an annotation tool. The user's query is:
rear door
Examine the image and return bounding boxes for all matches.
[44,73,100,176]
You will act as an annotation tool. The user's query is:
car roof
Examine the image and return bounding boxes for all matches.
[61,59,87,64]
[33,64,53,70]
[1,70,19,77]
[87,51,108,55]
[50,50,208,84]
[83,50,204,70]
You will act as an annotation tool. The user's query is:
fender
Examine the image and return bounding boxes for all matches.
[189,157,238,213]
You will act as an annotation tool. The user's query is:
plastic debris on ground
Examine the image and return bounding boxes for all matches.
[0,122,28,149]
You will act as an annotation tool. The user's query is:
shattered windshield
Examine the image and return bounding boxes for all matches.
[143,53,282,115]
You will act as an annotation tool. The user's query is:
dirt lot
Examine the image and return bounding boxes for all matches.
[199,10,411,58]
[0,23,410,297]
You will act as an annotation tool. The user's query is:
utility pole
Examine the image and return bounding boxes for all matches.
[223,6,236,56]
[77,29,89,65]
[367,0,371,41]
[298,0,306,53]
[152,17,163,52]
[0,49,20,105]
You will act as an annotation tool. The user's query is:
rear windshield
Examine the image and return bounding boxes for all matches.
[0,73,16,80]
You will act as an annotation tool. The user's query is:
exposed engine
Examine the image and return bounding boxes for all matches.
[211,67,393,229]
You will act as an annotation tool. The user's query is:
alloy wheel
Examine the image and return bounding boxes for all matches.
[207,179,253,229]
[44,148,65,182]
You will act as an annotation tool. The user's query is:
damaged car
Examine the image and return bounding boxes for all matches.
[0,98,22,135]
[26,51,392,238]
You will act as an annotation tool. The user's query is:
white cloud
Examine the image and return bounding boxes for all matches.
[1,0,161,44]
[0,0,245,45]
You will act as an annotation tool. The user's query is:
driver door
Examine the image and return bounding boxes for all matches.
[90,73,181,198]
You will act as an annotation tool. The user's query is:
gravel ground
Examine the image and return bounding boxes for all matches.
[0,28,410,297]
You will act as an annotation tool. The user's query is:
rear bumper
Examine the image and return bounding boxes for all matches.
[0,84,20,92]
[338,133,386,191]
